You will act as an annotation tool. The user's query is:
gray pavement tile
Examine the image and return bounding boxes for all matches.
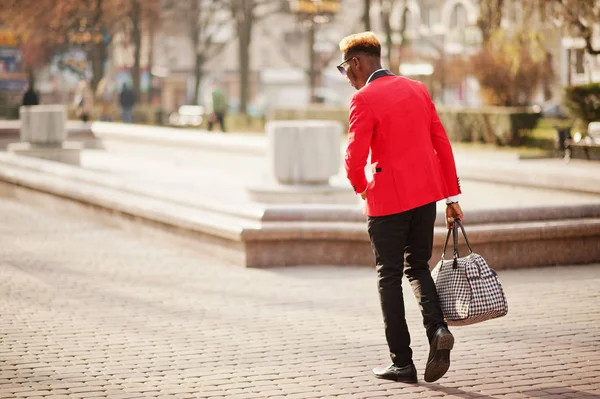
[0,189,599,398]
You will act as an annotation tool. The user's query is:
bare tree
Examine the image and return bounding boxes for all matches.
[546,0,600,55]
[379,0,409,73]
[229,0,282,116]
[130,0,142,99]
[265,16,362,103]
[161,0,229,105]
[477,0,505,44]
[379,0,393,68]
[0,0,129,90]
[190,0,230,104]
[123,0,161,102]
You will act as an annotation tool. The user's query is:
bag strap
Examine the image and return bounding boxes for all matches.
[440,219,474,269]
[452,221,459,269]
[455,220,474,254]
[441,228,452,260]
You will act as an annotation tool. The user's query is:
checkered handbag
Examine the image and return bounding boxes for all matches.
[431,220,508,326]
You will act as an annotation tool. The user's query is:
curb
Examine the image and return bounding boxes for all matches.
[0,153,599,268]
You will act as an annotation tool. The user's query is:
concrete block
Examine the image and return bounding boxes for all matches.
[267,120,343,185]
[19,105,67,144]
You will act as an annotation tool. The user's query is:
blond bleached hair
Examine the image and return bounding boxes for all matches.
[339,31,381,57]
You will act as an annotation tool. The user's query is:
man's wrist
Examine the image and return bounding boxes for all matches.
[446,195,460,205]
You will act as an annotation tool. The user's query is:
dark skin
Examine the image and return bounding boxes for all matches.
[341,51,382,90]
[341,51,464,228]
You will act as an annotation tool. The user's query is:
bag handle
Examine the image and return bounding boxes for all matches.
[454,220,474,254]
[440,223,457,262]
[441,219,474,269]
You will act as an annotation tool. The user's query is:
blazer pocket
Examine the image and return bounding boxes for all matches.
[366,172,391,208]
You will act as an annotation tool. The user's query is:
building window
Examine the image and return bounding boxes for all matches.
[575,49,585,74]
[429,8,440,26]
[402,9,413,33]
[422,6,430,27]
[450,4,467,29]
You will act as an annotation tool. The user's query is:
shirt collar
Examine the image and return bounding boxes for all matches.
[366,68,387,84]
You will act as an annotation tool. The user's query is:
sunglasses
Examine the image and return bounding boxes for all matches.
[337,56,357,75]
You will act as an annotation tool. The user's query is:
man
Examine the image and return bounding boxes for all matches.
[119,83,136,124]
[338,32,464,384]
[22,80,39,106]
[74,79,94,122]
[206,83,227,133]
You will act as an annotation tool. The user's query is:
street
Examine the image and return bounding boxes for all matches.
[1,183,599,399]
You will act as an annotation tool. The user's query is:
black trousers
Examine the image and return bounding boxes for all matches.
[208,112,226,132]
[367,201,447,367]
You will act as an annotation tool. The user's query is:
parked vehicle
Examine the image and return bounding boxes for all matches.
[168,105,204,127]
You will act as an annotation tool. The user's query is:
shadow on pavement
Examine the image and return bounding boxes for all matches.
[521,388,600,398]
[423,384,600,398]
[423,384,497,398]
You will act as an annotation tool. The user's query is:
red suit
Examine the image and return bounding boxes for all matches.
[345,72,461,217]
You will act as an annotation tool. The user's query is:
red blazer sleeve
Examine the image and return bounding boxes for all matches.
[345,94,374,194]
[427,89,461,196]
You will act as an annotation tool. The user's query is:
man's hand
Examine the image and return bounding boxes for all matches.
[446,203,463,229]
[360,189,367,200]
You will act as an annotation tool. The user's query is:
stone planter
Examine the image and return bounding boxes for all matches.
[248,120,356,204]
[267,120,343,185]
[9,105,81,165]
[20,105,67,144]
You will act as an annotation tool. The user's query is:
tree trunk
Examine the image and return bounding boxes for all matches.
[89,43,106,92]
[191,0,201,105]
[308,22,316,103]
[237,1,253,116]
[380,0,392,69]
[478,0,504,44]
[567,48,572,86]
[194,54,204,105]
[363,0,371,31]
[146,18,155,104]
[90,0,105,92]
[131,0,141,100]
[26,68,35,86]
[239,30,251,115]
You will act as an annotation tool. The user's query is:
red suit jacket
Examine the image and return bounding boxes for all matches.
[345,70,461,217]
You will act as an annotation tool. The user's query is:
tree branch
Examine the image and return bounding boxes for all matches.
[555,0,600,55]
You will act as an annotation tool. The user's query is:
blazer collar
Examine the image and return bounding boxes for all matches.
[366,69,395,84]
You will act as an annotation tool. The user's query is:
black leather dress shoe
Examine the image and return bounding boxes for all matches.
[424,326,455,382]
[373,363,418,383]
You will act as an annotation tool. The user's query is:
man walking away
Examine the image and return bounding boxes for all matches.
[74,79,93,122]
[207,83,227,132]
[119,83,136,124]
[338,31,464,384]
[22,80,39,106]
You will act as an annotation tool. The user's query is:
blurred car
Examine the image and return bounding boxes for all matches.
[168,105,205,127]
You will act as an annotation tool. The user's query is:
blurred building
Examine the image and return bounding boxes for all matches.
[366,0,566,108]
[23,0,594,117]
[0,24,27,117]
[151,0,361,115]
[562,31,600,87]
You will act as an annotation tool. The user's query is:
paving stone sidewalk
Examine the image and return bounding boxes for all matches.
[0,184,599,399]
